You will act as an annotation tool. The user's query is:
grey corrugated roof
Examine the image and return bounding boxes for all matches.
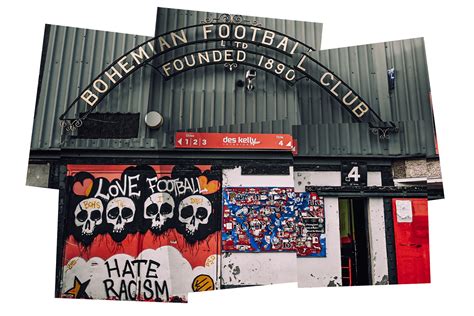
[30,8,437,158]
[147,7,323,132]
[30,24,153,150]
[183,118,428,157]
[30,8,323,153]
[182,37,436,157]
[290,38,436,157]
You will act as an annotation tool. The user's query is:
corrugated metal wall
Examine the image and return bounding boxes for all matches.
[149,8,322,133]
[31,24,152,150]
[185,38,435,157]
[291,38,435,157]
[30,8,437,158]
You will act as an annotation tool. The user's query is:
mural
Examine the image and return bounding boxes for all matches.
[61,164,222,302]
[222,188,326,257]
[65,165,221,244]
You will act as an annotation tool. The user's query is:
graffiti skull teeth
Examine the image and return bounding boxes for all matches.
[144,193,175,230]
[106,197,136,233]
[178,195,212,236]
[74,198,104,236]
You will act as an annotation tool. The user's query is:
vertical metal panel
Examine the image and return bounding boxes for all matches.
[30,9,436,158]
[150,8,322,134]
[243,38,434,157]
[31,25,153,151]
[385,38,435,157]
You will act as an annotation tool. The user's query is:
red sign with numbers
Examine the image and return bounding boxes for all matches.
[175,132,294,150]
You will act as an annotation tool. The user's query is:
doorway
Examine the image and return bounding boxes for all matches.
[339,198,371,286]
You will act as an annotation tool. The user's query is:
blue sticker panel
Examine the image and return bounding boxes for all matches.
[222,187,326,257]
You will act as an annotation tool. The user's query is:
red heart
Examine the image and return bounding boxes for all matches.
[73,179,93,196]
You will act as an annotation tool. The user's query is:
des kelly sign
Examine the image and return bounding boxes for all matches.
[175,132,294,151]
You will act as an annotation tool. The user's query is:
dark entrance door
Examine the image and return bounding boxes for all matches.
[339,198,371,286]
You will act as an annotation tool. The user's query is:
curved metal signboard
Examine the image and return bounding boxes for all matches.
[60,14,397,138]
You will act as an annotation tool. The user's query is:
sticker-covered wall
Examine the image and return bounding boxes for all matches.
[294,171,342,287]
[220,167,298,287]
[222,187,325,256]
[60,165,222,302]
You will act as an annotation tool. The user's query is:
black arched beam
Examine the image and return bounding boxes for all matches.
[59,16,396,139]
[153,48,398,137]
[59,19,314,127]
[294,53,398,137]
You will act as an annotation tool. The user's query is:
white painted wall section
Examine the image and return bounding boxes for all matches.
[367,198,389,284]
[296,197,342,287]
[221,166,297,287]
[368,171,382,186]
[294,171,342,287]
[294,171,341,191]
[221,252,297,287]
[367,171,389,284]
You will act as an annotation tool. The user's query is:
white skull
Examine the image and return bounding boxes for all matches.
[249,219,263,237]
[144,193,175,230]
[74,198,103,236]
[106,197,136,233]
[178,195,212,235]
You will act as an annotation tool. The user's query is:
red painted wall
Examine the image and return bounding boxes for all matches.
[60,164,221,302]
[392,198,431,284]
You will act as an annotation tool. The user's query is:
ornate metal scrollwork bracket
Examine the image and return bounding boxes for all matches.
[60,119,83,133]
[60,110,93,134]
[201,13,261,26]
[369,122,399,140]
[224,62,238,71]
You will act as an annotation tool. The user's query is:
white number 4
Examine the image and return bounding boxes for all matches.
[347,166,361,182]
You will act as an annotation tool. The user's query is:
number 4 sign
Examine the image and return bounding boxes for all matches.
[341,162,367,186]
[347,166,361,181]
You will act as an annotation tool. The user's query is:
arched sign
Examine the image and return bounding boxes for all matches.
[60,14,397,138]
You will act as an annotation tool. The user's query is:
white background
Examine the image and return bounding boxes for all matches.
[0,0,472,315]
